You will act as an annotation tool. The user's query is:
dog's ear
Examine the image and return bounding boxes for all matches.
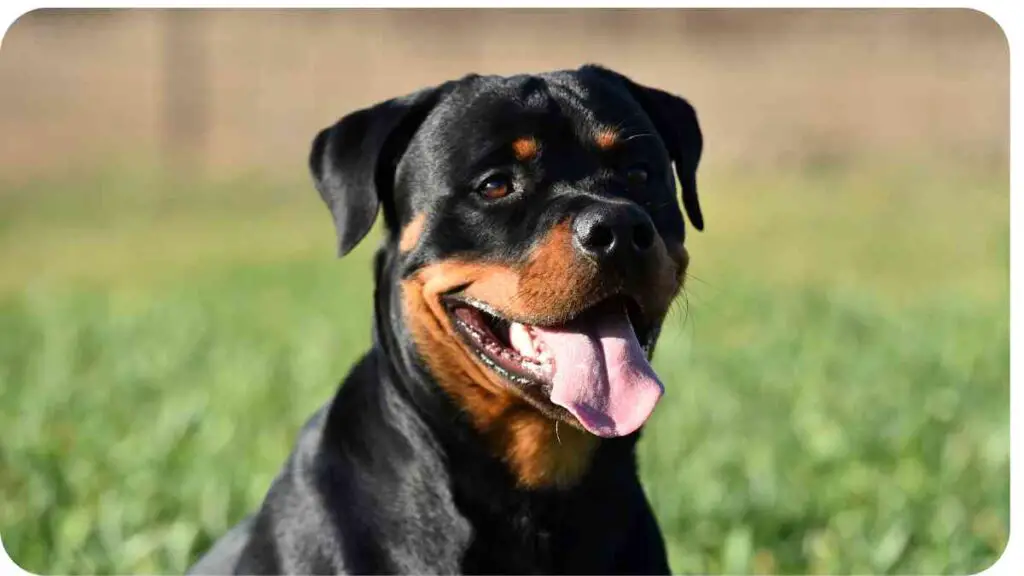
[310,86,445,256]
[583,65,705,231]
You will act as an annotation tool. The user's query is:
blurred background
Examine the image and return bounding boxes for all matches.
[0,9,1009,575]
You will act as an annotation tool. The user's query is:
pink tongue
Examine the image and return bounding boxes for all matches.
[528,307,664,438]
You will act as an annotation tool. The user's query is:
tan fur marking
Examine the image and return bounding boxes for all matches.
[595,129,619,150]
[399,213,427,253]
[512,137,539,161]
[498,408,597,487]
[456,222,597,324]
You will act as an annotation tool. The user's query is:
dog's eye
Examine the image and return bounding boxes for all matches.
[625,166,649,187]
[477,174,512,200]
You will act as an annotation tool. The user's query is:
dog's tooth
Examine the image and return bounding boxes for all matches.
[508,322,538,358]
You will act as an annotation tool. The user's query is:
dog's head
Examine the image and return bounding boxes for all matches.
[310,65,703,483]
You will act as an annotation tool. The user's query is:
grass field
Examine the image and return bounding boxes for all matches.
[0,163,1009,574]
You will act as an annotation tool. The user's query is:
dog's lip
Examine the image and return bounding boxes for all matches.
[442,296,552,384]
[443,297,565,422]
[442,289,650,333]
[441,292,657,365]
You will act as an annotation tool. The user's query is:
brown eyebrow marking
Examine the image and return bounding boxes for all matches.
[512,137,539,161]
[595,128,619,150]
[399,213,427,253]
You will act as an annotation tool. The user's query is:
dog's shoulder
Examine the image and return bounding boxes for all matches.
[233,353,472,574]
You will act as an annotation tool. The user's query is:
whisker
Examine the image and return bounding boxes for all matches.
[621,132,657,143]
[685,273,717,290]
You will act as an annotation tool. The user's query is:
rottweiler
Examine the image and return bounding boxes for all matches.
[189,64,704,575]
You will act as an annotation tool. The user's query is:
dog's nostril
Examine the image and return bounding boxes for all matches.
[573,204,657,260]
[586,223,616,252]
[632,223,654,251]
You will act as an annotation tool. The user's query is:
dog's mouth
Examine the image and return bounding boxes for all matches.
[444,294,665,438]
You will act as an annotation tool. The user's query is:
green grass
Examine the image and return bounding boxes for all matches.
[0,163,1009,574]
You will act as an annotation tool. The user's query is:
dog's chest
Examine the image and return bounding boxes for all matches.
[453,491,622,574]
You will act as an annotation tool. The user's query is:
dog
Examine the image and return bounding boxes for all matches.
[188,64,703,575]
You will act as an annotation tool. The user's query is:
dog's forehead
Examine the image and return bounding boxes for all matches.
[428,70,644,141]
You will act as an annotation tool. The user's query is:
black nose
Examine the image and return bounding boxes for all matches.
[572,203,657,262]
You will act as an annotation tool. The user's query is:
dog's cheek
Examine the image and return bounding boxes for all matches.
[645,238,687,322]
[399,273,509,422]
[454,266,522,315]
[410,226,594,326]
[514,221,598,321]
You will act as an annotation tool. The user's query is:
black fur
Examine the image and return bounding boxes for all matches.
[189,64,703,575]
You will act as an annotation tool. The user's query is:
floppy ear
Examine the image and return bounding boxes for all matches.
[583,65,705,231]
[309,86,445,256]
